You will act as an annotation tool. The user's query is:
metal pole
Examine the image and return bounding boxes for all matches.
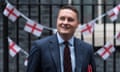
[68,0,72,5]
[98,0,102,24]
[2,0,9,72]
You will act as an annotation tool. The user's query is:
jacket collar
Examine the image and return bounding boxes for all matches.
[49,34,61,72]
[49,34,83,72]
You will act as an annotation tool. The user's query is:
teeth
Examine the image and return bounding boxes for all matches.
[61,25,65,28]
[61,24,68,29]
[61,24,64,27]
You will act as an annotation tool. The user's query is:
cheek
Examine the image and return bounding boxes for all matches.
[56,23,60,28]
[57,22,63,28]
[75,23,79,27]
[57,20,61,25]
[72,23,78,28]
[56,23,61,30]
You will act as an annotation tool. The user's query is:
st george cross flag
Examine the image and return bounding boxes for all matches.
[24,20,44,37]
[96,42,115,60]
[80,21,96,35]
[107,4,120,22]
[24,58,28,66]
[8,37,21,57]
[115,32,120,41]
[116,4,120,12]
[52,29,57,34]
[3,3,21,22]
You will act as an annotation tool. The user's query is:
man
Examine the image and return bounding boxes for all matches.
[27,5,96,72]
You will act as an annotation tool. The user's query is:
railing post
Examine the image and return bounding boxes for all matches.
[1,0,9,72]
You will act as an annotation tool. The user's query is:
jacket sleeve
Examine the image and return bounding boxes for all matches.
[89,46,96,72]
[26,42,41,72]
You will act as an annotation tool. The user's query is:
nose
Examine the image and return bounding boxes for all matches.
[63,19,68,24]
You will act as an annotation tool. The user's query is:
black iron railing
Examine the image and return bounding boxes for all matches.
[0,0,120,72]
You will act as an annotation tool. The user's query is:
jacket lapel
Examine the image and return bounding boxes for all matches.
[48,35,84,72]
[74,38,83,72]
[49,35,61,72]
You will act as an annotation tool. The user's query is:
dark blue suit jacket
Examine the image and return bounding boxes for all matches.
[27,34,96,72]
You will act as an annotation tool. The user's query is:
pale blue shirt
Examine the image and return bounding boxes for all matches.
[57,33,75,72]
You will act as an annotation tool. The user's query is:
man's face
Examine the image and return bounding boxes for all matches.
[57,9,79,36]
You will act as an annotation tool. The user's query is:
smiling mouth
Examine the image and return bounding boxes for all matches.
[61,24,70,29]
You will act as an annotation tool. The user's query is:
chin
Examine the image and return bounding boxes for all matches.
[59,32,70,35]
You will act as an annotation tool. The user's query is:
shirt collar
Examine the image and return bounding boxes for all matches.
[57,32,74,46]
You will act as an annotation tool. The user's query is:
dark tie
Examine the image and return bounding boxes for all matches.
[63,41,72,72]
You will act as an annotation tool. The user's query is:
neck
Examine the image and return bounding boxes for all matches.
[59,33,73,41]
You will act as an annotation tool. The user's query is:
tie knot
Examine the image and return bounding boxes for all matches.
[63,41,69,46]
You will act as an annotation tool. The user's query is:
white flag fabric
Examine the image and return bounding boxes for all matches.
[24,20,44,37]
[116,4,120,11]
[80,21,96,35]
[115,32,120,41]
[8,37,21,57]
[107,4,120,21]
[52,29,57,34]
[24,58,28,66]
[3,3,20,22]
[96,42,115,60]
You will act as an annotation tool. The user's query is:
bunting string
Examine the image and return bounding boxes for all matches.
[92,14,106,22]
[20,49,29,57]
[2,1,120,66]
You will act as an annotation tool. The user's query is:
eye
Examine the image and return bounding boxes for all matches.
[68,18,74,22]
[59,17,65,21]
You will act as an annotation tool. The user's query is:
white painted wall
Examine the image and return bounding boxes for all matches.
[74,23,120,46]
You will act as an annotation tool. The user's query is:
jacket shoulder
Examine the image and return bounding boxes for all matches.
[75,37,93,51]
[33,34,57,46]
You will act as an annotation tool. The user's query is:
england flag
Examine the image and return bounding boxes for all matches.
[24,58,28,66]
[3,3,21,22]
[24,20,44,37]
[107,4,120,22]
[80,21,96,35]
[115,32,120,41]
[8,37,21,57]
[96,42,115,60]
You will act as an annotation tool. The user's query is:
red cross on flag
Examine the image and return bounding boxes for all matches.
[96,42,115,60]
[107,4,120,22]
[115,32,120,41]
[8,37,21,57]
[24,20,44,37]
[116,4,120,11]
[80,21,96,35]
[3,3,21,22]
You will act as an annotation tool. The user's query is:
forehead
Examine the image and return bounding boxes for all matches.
[58,9,77,18]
